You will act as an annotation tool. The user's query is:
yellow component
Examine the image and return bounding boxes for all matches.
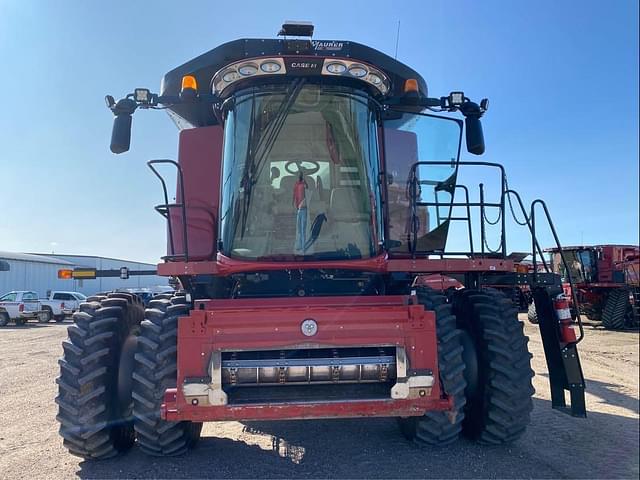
[404,78,419,93]
[181,75,198,91]
[57,269,73,280]
[72,269,97,279]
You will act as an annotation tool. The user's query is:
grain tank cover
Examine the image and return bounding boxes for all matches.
[160,38,428,128]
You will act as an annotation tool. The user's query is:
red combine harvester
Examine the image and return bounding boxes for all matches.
[56,22,586,460]
[535,245,639,329]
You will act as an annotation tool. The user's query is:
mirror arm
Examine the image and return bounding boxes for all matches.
[109,98,137,116]
[107,92,221,114]
[458,100,484,120]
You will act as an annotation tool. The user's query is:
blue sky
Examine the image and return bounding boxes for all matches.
[0,0,638,263]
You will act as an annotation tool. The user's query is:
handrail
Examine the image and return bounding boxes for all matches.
[147,159,189,262]
[531,199,585,344]
[456,185,474,255]
[407,160,507,257]
[504,189,548,271]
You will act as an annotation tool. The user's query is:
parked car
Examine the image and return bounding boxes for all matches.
[0,291,52,326]
[41,291,87,322]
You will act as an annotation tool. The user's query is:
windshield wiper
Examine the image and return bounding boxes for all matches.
[237,79,307,238]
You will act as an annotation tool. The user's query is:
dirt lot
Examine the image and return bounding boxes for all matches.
[0,316,637,479]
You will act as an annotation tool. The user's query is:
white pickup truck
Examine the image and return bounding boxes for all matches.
[0,290,85,326]
[43,291,87,320]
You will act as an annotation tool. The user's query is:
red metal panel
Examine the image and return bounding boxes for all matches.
[387,258,513,273]
[168,125,223,261]
[166,295,445,421]
[162,388,451,422]
[157,254,514,276]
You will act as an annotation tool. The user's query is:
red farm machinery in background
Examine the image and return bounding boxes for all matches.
[532,245,639,329]
[55,22,587,460]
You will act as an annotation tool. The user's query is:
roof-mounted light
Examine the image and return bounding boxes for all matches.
[348,65,367,78]
[403,79,419,93]
[212,57,287,94]
[326,62,347,74]
[322,58,390,95]
[278,20,314,37]
[448,91,465,107]
[212,56,390,96]
[181,75,198,91]
[238,64,258,76]
[260,61,282,73]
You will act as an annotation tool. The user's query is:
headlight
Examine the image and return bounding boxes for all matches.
[260,61,282,73]
[321,59,390,96]
[238,64,258,76]
[367,73,382,86]
[222,70,239,83]
[212,57,287,94]
[348,65,368,78]
[326,62,347,74]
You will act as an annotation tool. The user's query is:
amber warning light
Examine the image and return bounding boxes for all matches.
[181,75,198,91]
[58,268,97,280]
[58,269,73,279]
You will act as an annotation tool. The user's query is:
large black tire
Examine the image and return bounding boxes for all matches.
[453,289,535,444]
[133,296,202,456]
[527,302,538,324]
[56,293,144,459]
[601,289,629,330]
[398,287,467,446]
[0,311,9,327]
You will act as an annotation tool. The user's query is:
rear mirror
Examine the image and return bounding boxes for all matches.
[110,114,132,154]
[465,116,485,155]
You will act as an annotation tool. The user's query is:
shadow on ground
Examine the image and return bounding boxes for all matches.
[0,322,66,330]
[540,373,639,415]
[75,397,639,479]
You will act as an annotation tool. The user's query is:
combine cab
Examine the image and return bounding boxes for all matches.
[56,22,586,459]
[542,245,639,329]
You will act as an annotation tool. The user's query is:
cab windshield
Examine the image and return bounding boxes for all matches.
[552,250,596,283]
[220,84,382,260]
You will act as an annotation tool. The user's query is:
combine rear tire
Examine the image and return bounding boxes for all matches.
[133,297,202,456]
[601,289,629,330]
[56,293,144,459]
[453,289,534,444]
[397,287,467,446]
[527,302,538,324]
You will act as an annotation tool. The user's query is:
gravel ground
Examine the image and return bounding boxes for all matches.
[0,316,637,479]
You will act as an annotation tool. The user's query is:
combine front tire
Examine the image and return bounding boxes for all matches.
[453,289,534,444]
[601,289,630,330]
[398,287,467,446]
[56,293,144,459]
[133,297,202,456]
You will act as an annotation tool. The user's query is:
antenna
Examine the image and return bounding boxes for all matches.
[394,20,401,59]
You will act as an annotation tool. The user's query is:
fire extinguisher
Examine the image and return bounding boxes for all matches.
[554,295,576,343]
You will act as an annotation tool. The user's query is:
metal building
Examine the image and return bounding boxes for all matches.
[0,251,168,297]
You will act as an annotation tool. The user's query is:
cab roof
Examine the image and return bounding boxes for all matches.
[160,38,428,129]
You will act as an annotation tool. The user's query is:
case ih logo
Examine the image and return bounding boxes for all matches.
[290,61,319,69]
[285,58,323,75]
[312,40,344,51]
